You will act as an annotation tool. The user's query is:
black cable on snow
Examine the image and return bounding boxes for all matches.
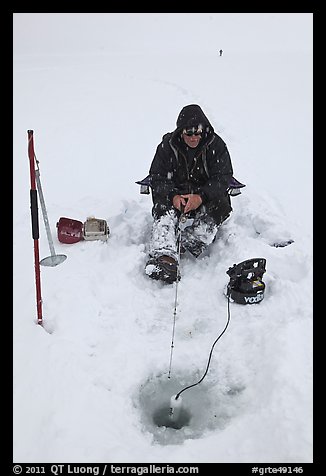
[174,295,231,400]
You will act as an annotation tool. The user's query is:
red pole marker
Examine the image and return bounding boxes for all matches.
[27,130,43,325]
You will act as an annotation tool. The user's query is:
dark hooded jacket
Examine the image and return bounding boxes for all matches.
[149,105,233,209]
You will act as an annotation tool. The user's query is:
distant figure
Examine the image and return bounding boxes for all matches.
[219,49,223,56]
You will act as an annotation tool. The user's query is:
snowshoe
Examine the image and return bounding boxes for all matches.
[145,255,179,284]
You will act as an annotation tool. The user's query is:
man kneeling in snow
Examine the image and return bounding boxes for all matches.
[145,104,234,284]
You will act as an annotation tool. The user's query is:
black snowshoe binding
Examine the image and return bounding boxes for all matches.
[226,258,266,304]
[145,255,179,284]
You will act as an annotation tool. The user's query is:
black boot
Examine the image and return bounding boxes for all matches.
[145,255,179,284]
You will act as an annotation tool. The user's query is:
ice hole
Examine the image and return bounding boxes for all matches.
[135,370,245,445]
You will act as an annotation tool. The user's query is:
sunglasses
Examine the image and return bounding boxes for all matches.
[183,128,202,136]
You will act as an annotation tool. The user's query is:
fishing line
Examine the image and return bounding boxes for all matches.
[167,209,184,379]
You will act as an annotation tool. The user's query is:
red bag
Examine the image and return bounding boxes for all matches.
[56,217,83,244]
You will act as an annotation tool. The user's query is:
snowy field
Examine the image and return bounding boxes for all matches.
[13,13,313,464]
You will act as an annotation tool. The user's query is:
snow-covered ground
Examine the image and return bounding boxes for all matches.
[13,13,313,463]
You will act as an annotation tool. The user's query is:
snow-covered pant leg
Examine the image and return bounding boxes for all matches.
[181,212,219,258]
[180,197,232,257]
[148,209,179,261]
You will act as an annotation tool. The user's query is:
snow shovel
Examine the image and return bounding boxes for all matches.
[34,155,67,267]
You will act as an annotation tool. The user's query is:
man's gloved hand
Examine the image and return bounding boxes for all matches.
[172,194,202,213]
